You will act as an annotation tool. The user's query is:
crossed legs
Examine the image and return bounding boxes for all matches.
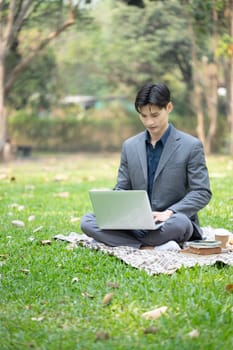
[80,212,193,249]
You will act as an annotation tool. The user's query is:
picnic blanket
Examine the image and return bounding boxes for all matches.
[54,227,233,275]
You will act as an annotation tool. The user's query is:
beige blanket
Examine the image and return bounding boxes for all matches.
[54,227,233,275]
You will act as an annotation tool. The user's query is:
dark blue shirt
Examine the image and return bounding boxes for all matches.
[146,124,171,201]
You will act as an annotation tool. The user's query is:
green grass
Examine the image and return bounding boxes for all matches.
[0,153,232,350]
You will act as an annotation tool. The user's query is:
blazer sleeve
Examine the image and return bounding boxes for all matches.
[167,141,212,217]
[114,141,132,190]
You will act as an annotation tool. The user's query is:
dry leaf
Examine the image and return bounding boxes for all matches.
[55,192,69,198]
[70,217,80,223]
[0,173,7,180]
[40,240,52,245]
[19,269,30,274]
[102,292,114,305]
[143,326,159,334]
[12,220,25,227]
[28,215,35,221]
[17,205,25,211]
[54,174,68,182]
[225,284,233,292]
[95,331,109,341]
[0,254,9,259]
[81,292,94,298]
[188,329,200,338]
[31,316,44,322]
[8,203,19,208]
[142,306,168,320]
[33,226,43,233]
[106,281,120,289]
[71,277,80,283]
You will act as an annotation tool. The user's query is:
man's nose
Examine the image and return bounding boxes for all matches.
[146,117,155,126]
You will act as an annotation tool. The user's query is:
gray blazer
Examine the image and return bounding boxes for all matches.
[115,124,212,239]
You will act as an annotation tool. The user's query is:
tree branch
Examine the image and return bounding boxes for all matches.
[3,0,17,47]
[7,0,34,48]
[5,16,76,94]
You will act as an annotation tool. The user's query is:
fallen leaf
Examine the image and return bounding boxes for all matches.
[28,215,35,221]
[0,254,9,259]
[31,316,44,322]
[71,277,80,283]
[142,306,168,320]
[0,173,7,180]
[12,220,25,227]
[70,216,80,223]
[95,331,109,341]
[54,174,68,182]
[106,281,120,289]
[225,284,233,292]
[33,226,43,233]
[19,269,30,274]
[40,240,52,245]
[102,292,114,305]
[17,205,25,211]
[143,326,159,334]
[55,192,69,198]
[81,292,94,298]
[188,329,200,338]
[28,237,35,242]
[8,203,19,208]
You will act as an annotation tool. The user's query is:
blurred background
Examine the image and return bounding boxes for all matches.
[1,0,233,160]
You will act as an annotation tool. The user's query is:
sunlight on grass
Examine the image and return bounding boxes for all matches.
[0,153,232,350]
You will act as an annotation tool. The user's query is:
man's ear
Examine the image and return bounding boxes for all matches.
[167,102,173,113]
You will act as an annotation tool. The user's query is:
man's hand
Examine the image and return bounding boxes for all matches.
[152,210,173,222]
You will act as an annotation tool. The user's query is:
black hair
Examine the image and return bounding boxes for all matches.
[134,83,171,113]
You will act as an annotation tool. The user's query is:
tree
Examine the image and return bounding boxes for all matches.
[0,0,90,160]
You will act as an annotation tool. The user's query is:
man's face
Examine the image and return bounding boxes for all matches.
[138,103,172,142]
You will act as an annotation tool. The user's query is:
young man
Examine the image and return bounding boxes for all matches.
[81,83,212,250]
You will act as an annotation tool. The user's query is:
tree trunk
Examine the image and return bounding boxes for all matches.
[0,46,7,161]
[205,4,218,154]
[188,21,206,147]
[204,63,218,154]
[228,0,233,155]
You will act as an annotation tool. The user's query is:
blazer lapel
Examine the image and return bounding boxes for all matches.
[136,131,148,185]
[153,126,180,182]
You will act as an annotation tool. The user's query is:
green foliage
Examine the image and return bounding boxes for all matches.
[8,105,142,152]
[7,48,58,109]
[0,154,232,349]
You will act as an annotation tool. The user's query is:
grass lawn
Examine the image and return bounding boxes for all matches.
[0,152,232,350]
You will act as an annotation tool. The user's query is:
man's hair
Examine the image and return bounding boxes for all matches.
[134,83,171,113]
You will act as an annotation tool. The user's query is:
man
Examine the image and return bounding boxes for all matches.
[81,83,212,250]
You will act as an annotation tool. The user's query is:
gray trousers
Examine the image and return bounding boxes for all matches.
[80,212,193,248]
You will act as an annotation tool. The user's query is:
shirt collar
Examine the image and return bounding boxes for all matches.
[145,123,171,145]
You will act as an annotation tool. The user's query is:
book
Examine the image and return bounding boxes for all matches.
[181,246,222,255]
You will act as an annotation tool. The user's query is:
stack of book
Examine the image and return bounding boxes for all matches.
[182,240,222,255]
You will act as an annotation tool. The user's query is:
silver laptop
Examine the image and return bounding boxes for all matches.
[88,190,164,230]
